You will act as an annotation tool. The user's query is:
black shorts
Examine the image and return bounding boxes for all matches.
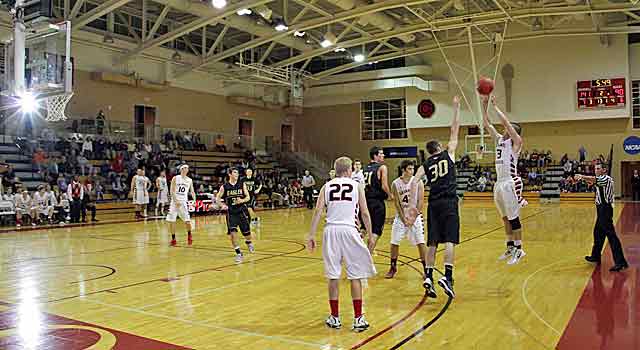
[363,199,386,236]
[427,197,460,246]
[226,209,251,235]
[247,196,256,210]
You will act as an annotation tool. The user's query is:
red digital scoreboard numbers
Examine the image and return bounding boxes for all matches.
[577,78,626,109]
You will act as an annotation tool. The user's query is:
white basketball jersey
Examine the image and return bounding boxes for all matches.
[158,177,168,191]
[495,136,519,182]
[34,192,46,207]
[324,177,359,228]
[15,195,30,208]
[134,175,148,193]
[174,175,192,202]
[352,170,365,184]
[392,176,417,210]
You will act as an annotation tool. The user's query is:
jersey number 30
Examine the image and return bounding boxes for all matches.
[328,184,353,201]
[428,160,449,181]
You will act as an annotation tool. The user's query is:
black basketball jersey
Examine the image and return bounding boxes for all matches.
[364,162,387,201]
[222,181,246,214]
[424,151,457,201]
[241,177,260,198]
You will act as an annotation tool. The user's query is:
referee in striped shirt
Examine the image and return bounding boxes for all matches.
[575,163,628,272]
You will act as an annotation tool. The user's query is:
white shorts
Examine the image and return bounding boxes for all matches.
[322,225,377,280]
[16,206,34,214]
[157,189,169,204]
[133,190,149,205]
[390,214,426,246]
[38,206,53,215]
[166,201,191,223]
[494,180,520,220]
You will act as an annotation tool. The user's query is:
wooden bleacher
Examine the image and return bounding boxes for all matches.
[560,192,595,202]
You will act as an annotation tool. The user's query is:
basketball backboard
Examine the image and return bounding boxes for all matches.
[1,18,73,120]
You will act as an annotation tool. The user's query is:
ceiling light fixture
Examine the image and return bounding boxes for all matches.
[236,8,252,16]
[321,30,336,48]
[353,53,365,62]
[333,47,346,52]
[294,31,305,37]
[274,18,288,32]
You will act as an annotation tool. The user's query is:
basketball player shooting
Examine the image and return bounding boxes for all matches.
[167,164,196,246]
[412,95,461,298]
[481,95,526,265]
[307,157,376,332]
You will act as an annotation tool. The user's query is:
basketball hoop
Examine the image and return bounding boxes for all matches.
[45,93,72,122]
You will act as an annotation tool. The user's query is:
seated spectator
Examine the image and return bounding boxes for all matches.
[561,153,569,165]
[82,137,93,158]
[467,176,477,192]
[33,148,47,173]
[95,181,105,201]
[77,154,91,176]
[477,175,488,192]
[215,134,227,152]
[57,174,68,193]
[563,160,573,177]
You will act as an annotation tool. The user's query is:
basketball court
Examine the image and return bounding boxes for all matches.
[0,0,639,349]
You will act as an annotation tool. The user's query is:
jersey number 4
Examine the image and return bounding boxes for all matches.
[328,183,354,201]
[428,160,449,181]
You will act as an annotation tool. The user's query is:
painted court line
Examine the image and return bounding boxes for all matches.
[80,297,326,349]
[140,262,317,309]
[520,259,567,336]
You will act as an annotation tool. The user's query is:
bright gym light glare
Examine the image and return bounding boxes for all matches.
[236,8,252,15]
[212,0,227,9]
[18,92,38,114]
[353,54,365,62]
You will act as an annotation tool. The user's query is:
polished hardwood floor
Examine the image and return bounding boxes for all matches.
[0,201,633,349]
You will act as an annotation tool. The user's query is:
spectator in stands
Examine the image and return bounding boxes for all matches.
[561,153,569,165]
[477,174,488,192]
[57,174,68,193]
[77,153,91,176]
[632,170,640,201]
[82,137,93,158]
[328,169,336,181]
[467,176,477,192]
[33,148,47,173]
[164,130,175,150]
[563,160,573,177]
[528,169,538,186]
[82,181,98,222]
[95,181,105,201]
[215,134,226,152]
[111,175,124,200]
[3,187,14,202]
[578,145,587,163]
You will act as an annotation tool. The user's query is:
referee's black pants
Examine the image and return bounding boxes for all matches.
[591,204,627,266]
[303,188,314,209]
[633,188,640,201]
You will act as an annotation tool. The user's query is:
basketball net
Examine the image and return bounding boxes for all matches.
[45,93,73,122]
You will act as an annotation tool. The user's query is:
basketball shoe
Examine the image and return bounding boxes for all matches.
[507,249,526,265]
[352,315,369,332]
[423,277,437,298]
[325,315,341,329]
[438,276,455,298]
[498,246,515,261]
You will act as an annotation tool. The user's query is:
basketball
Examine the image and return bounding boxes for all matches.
[477,77,495,95]
[405,207,419,226]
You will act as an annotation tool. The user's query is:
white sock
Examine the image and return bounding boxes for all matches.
[514,240,522,247]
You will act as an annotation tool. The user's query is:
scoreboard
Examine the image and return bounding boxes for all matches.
[577,78,626,109]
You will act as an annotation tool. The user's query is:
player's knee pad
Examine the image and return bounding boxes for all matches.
[509,217,521,231]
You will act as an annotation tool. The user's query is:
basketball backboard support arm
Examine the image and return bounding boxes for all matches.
[12,0,26,97]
